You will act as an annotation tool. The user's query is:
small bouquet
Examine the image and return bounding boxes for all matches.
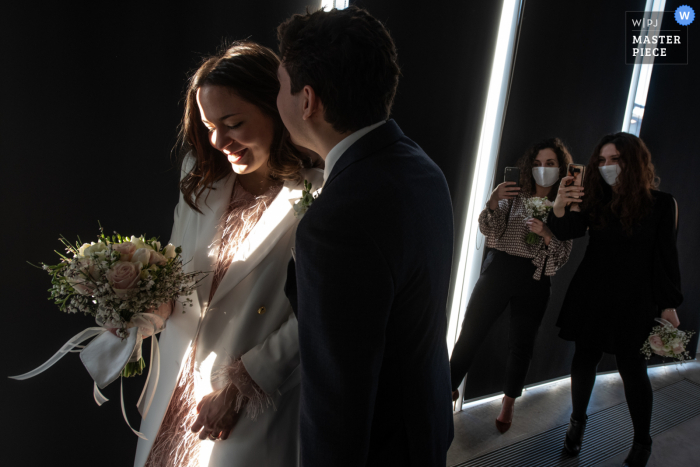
[11,228,206,438]
[522,196,553,245]
[641,318,696,363]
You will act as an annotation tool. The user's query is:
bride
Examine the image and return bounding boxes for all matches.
[134,41,322,467]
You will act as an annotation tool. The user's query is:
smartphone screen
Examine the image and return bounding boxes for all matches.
[565,164,586,197]
[504,167,520,187]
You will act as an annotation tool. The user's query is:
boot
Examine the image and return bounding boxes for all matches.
[563,414,588,455]
[622,441,652,467]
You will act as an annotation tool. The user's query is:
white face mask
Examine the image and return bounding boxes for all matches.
[531,167,560,187]
[599,164,622,186]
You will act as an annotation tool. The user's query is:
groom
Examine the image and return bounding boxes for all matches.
[277,7,454,466]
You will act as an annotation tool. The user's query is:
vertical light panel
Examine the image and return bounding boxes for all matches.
[622,0,666,135]
[446,0,524,411]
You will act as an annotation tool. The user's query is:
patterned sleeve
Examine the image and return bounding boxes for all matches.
[544,236,573,275]
[478,199,511,238]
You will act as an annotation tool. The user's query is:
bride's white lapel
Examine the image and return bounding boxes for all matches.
[134,159,323,467]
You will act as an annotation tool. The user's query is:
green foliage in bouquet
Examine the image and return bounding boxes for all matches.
[121,357,146,377]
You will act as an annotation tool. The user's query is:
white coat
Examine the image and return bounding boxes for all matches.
[134,159,323,467]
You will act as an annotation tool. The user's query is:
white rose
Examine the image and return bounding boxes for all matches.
[130,236,154,251]
[669,337,685,354]
[78,243,92,257]
[164,244,177,259]
[131,248,151,267]
[82,242,108,258]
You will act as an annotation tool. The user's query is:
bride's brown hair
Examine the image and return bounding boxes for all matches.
[178,41,311,212]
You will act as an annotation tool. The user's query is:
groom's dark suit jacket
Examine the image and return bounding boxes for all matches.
[285,120,454,466]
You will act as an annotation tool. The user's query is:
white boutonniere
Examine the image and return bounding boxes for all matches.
[293,180,318,218]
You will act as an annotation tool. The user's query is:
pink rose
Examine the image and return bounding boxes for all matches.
[648,335,665,353]
[112,242,137,262]
[106,261,142,297]
[148,250,167,266]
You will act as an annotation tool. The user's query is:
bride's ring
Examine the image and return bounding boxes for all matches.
[208,433,218,440]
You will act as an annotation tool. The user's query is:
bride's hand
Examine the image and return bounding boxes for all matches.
[149,300,174,320]
[191,385,243,441]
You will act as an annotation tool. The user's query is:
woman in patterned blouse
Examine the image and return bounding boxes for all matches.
[450,138,574,434]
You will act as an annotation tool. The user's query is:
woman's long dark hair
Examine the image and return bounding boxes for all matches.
[178,41,311,212]
[517,137,573,201]
[581,132,659,234]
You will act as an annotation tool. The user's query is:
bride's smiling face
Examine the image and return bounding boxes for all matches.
[196,84,275,176]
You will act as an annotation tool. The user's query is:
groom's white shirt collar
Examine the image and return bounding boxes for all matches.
[323,120,386,184]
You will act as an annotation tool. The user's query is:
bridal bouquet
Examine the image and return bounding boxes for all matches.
[641,318,696,363]
[43,231,202,373]
[47,232,197,336]
[523,196,554,245]
[11,229,205,438]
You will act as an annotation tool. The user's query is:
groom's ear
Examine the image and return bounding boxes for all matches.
[302,85,323,121]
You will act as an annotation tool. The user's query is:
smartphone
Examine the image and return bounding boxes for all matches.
[565,163,586,198]
[504,167,520,187]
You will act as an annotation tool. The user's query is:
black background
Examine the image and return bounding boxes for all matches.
[2,0,698,464]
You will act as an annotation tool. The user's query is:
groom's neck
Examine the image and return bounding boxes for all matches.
[309,124,353,161]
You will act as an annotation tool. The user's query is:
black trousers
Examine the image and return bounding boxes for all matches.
[570,342,653,445]
[450,250,551,398]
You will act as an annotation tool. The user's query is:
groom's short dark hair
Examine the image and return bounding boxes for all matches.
[277,6,400,133]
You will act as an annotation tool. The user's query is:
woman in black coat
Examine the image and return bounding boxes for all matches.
[548,132,683,467]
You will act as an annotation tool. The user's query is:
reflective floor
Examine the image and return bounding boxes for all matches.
[448,361,700,466]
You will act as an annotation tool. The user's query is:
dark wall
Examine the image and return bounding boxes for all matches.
[1,1,313,464]
[463,0,700,400]
[353,0,506,303]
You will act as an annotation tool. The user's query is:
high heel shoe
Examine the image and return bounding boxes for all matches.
[621,441,652,467]
[563,414,588,455]
[495,397,514,434]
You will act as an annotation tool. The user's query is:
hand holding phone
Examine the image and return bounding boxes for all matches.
[553,170,585,216]
[564,164,586,198]
[488,167,521,209]
[504,167,520,187]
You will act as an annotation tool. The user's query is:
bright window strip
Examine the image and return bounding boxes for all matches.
[321,0,349,10]
[446,0,524,411]
[622,0,666,135]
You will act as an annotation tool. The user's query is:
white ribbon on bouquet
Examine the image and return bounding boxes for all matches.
[9,312,165,439]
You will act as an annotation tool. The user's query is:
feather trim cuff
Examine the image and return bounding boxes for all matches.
[211,357,274,421]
